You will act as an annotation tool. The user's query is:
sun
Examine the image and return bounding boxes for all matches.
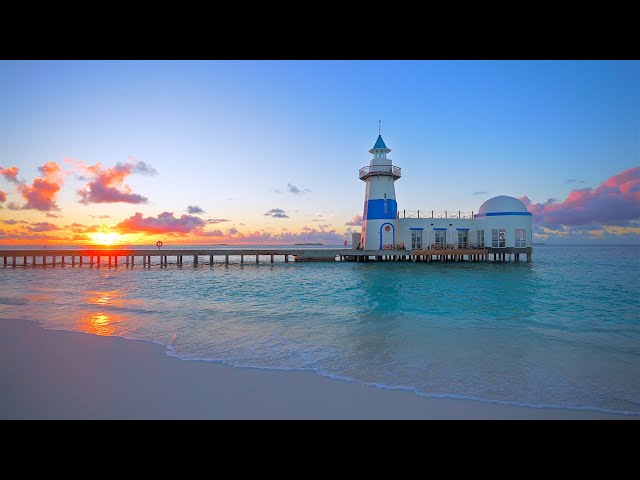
[91,232,121,245]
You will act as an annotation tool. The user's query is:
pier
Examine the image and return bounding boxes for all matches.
[0,246,531,268]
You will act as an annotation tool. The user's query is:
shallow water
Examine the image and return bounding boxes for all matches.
[1,245,638,414]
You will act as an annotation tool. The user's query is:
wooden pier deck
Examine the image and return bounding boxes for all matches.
[0,248,342,267]
[0,246,531,268]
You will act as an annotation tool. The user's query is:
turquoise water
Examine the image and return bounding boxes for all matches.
[1,245,638,414]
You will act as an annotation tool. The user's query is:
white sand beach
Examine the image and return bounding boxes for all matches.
[0,318,631,420]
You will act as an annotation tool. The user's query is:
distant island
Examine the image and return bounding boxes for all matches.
[294,243,323,245]
[532,243,546,246]
[212,243,228,245]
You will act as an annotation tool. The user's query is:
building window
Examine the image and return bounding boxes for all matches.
[411,230,422,250]
[434,230,446,247]
[515,229,526,247]
[492,229,506,248]
[457,230,468,249]
[476,230,484,248]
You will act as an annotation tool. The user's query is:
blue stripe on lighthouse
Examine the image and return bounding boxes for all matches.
[364,199,397,220]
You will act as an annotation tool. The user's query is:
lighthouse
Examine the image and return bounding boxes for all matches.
[359,134,401,250]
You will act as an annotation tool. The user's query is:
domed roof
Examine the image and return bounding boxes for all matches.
[477,195,529,216]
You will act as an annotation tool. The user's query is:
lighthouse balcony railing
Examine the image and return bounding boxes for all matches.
[359,165,401,180]
[397,210,474,219]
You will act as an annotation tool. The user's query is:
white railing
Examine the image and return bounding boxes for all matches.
[359,165,401,180]
[398,210,474,219]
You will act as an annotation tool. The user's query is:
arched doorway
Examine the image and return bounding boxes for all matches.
[379,222,395,250]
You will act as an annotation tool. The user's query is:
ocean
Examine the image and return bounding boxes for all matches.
[1,244,638,415]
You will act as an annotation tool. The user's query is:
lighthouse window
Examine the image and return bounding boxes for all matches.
[492,229,506,248]
[434,230,446,247]
[515,229,526,247]
[411,230,422,250]
[476,230,484,248]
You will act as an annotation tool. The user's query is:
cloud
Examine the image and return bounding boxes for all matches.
[132,161,158,175]
[198,229,224,237]
[0,166,19,183]
[0,231,69,242]
[0,190,5,203]
[287,183,310,195]
[207,218,229,224]
[564,178,586,184]
[273,189,282,194]
[473,191,488,195]
[1,219,28,225]
[216,227,345,245]
[64,223,100,234]
[531,223,640,244]
[27,222,61,232]
[47,212,64,218]
[16,161,64,211]
[187,205,205,214]
[115,212,205,234]
[70,158,156,205]
[89,214,110,219]
[227,227,239,235]
[520,166,639,228]
[345,214,362,226]
[264,208,289,218]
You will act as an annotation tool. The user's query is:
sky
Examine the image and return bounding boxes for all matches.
[0,60,638,245]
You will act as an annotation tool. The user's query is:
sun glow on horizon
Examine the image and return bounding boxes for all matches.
[91,232,121,245]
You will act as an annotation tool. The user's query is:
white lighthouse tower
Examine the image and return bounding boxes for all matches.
[359,133,401,250]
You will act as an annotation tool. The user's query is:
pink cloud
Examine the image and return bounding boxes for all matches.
[199,229,224,237]
[1,219,28,225]
[0,190,6,203]
[0,166,19,183]
[27,222,61,232]
[216,227,345,245]
[70,158,156,205]
[115,212,205,234]
[520,166,640,227]
[345,214,362,226]
[17,162,64,211]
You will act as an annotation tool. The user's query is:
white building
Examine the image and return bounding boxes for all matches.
[357,135,533,261]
